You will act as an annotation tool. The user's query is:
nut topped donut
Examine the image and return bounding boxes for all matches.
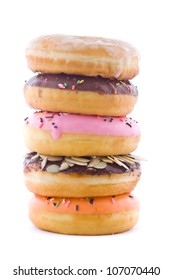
[25,34,139,80]
[24,152,141,197]
[24,112,140,156]
[24,73,138,116]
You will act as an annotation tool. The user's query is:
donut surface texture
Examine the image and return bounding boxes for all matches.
[29,193,139,235]
[24,152,141,197]
[25,34,139,80]
[24,74,138,116]
[24,112,140,156]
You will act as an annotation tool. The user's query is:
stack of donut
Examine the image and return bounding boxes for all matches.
[23,34,141,235]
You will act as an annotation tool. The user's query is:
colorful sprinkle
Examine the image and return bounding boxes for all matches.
[126,122,132,128]
[39,123,44,128]
[77,79,84,84]
[58,83,66,89]
[96,207,105,212]
[109,82,116,92]
[75,205,79,211]
[111,197,115,204]
[120,81,131,92]
[53,201,61,207]
[72,85,75,90]
[89,199,94,205]
[65,200,71,208]
[46,197,54,204]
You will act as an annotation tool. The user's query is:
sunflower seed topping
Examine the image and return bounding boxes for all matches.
[46,156,63,161]
[25,152,142,174]
[87,158,100,168]
[59,162,69,171]
[108,156,129,169]
[46,164,60,173]
[65,157,88,166]
[71,157,90,163]
[93,161,107,169]
[101,157,113,163]
[40,154,47,160]
[41,156,47,170]
[31,153,39,160]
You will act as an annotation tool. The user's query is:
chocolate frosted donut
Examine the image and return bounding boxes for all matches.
[24,152,141,197]
[24,73,138,116]
[25,74,138,95]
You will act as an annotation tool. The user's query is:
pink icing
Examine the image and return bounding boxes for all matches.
[25,112,140,140]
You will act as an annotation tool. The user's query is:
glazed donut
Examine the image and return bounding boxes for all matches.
[24,152,141,197]
[25,34,139,80]
[24,112,140,156]
[29,193,139,235]
[24,73,138,116]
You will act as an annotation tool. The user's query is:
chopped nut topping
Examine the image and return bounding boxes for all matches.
[46,164,60,173]
[25,153,143,174]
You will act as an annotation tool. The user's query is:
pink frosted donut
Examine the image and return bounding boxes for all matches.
[24,111,140,156]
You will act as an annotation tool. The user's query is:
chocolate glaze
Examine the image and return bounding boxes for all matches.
[24,152,141,176]
[25,73,138,96]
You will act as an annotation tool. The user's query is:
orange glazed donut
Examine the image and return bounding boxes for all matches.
[24,112,140,156]
[24,73,138,116]
[25,34,139,80]
[24,152,141,197]
[29,193,139,235]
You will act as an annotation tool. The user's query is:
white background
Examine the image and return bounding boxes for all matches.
[1,0,173,278]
